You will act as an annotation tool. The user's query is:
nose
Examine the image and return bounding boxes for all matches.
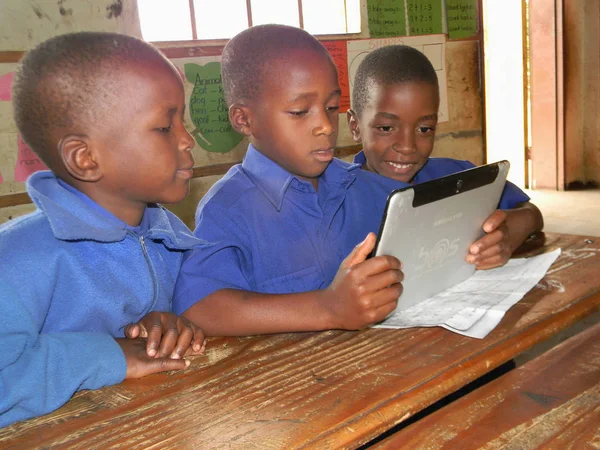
[178,126,196,167]
[312,108,336,137]
[392,127,416,154]
[179,125,195,153]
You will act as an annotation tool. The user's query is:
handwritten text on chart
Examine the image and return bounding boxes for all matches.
[184,62,243,153]
[406,0,443,35]
[446,0,478,39]
[322,40,350,112]
[366,0,406,38]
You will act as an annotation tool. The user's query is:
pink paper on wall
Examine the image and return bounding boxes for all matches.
[14,135,48,182]
[0,72,13,183]
[0,72,15,101]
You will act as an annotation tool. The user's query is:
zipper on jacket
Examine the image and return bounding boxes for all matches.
[133,233,159,311]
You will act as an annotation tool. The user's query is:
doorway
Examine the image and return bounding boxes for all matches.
[481,0,527,189]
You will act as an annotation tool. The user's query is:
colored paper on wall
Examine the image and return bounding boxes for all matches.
[14,135,48,182]
[366,0,406,38]
[183,61,243,153]
[447,0,478,39]
[322,40,350,112]
[406,0,443,35]
[0,170,4,183]
[0,72,14,101]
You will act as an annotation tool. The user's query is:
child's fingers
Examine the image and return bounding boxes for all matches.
[191,327,206,354]
[137,357,191,378]
[372,292,401,321]
[342,233,376,269]
[144,314,165,357]
[169,325,194,359]
[155,316,181,358]
[348,253,403,283]
[471,241,511,267]
[469,228,505,256]
[359,267,404,297]
[355,286,402,328]
[124,323,141,339]
[118,338,191,379]
[483,210,508,233]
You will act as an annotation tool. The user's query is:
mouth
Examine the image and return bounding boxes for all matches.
[312,147,334,163]
[385,161,416,174]
[176,167,194,180]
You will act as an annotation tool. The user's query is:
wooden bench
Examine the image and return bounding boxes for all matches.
[371,320,600,449]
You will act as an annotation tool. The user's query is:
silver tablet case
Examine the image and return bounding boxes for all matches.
[373,161,510,311]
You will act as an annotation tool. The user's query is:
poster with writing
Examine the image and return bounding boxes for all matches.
[447,0,478,39]
[322,40,350,112]
[0,71,49,183]
[14,135,48,182]
[182,60,243,154]
[0,72,12,183]
[366,0,406,38]
[407,0,443,35]
[347,35,449,123]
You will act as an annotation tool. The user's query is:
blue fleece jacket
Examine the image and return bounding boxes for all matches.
[0,171,203,428]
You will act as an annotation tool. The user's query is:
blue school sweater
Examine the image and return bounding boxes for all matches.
[0,171,203,428]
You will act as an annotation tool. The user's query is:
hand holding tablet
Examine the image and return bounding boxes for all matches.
[371,161,510,311]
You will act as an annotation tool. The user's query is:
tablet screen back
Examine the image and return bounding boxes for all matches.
[372,161,510,311]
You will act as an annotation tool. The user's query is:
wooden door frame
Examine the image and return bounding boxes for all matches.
[529,0,565,190]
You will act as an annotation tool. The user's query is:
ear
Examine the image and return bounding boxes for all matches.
[58,135,102,182]
[229,103,252,136]
[347,109,362,143]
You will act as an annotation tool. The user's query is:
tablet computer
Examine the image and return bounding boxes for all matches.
[371,160,510,311]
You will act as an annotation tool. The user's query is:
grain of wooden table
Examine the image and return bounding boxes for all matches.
[372,320,600,449]
[1,232,599,449]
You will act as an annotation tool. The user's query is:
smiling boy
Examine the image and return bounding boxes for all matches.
[347,45,543,269]
[174,25,404,336]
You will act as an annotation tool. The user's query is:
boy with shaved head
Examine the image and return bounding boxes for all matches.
[1,32,207,427]
[174,25,405,336]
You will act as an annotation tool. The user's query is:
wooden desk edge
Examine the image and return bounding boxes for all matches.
[311,290,600,448]
[372,321,600,449]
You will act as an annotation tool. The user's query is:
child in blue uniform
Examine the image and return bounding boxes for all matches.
[346,45,543,269]
[0,32,207,427]
[174,25,404,336]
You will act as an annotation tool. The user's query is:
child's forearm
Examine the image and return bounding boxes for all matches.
[506,202,544,253]
[182,289,337,337]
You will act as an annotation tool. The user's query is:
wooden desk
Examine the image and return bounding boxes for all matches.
[1,232,599,449]
[372,320,600,449]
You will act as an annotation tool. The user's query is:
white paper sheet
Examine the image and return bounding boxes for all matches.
[373,249,562,338]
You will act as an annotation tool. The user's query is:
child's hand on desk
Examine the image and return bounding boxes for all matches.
[321,233,404,330]
[467,210,512,270]
[115,338,191,379]
[124,312,206,360]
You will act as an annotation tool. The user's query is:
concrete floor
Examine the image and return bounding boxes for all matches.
[525,188,600,237]
[515,188,600,365]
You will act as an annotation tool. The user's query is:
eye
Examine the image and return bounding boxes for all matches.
[326,105,340,113]
[376,125,393,133]
[157,125,172,133]
[288,110,308,117]
[417,126,435,134]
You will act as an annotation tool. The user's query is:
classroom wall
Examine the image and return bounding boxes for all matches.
[0,0,485,228]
